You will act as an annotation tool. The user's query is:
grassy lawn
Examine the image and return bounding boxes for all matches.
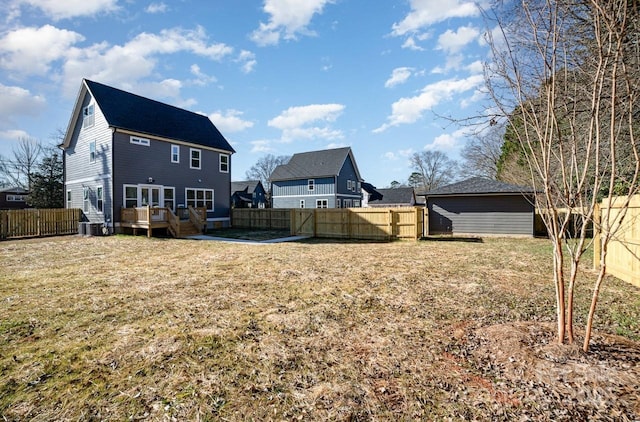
[1,235,638,420]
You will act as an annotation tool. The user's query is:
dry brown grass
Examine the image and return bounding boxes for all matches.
[1,235,638,421]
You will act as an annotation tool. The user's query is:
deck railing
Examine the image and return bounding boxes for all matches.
[120,206,207,237]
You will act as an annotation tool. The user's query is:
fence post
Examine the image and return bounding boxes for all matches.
[0,211,7,240]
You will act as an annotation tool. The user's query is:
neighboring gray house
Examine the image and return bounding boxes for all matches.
[422,177,535,236]
[367,187,420,207]
[361,182,382,207]
[0,187,29,210]
[61,79,235,232]
[231,180,267,208]
[270,147,363,208]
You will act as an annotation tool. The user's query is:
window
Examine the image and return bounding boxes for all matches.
[130,136,150,146]
[347,180,352,191]
[83,187,90,213]
[353,200,361,207]
[357,181,361,191]
[89,141,96,163]
[163,187,175,211]
[219,153,229,173]
[186,188,213,211]
[124,185,138,208]
[7,195,26,202]
[308,179,314,191]
[316,199,328,208]
[300,200,305,208]
[337,199,342,208]
[83,104,94,128]
[96,186,103,213]
[66,190,72,209]
[171,145,180,163]
[190,148,201,169]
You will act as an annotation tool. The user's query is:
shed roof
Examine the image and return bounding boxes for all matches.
[370,187,416,205]
[64,79,234,152]
[270,147,361,181]
[422,177,534,197]
[0,187,28,194]
[231,180,262,195]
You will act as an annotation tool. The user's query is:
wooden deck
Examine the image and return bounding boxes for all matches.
[120,206,206,238]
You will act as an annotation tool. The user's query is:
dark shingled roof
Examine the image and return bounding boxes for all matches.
[361,182,383,201]
[270,147,355,181]
[423,177,534,196]
[370,187,416,205]
[231,180,261,195]
[84,79,234,152]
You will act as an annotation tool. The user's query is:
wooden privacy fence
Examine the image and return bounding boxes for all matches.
[231,208,290,230]
[0,208,82,240]
[594,195,640,287]
[232,207,425,240]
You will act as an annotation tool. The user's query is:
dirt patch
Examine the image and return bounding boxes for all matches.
[447,322,640,420]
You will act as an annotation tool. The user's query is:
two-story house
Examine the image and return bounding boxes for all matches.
[61,79,235,233]
[270,147,363,208]
[231,180,267,208]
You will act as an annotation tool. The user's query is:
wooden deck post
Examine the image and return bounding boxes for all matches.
[147,206,152,238]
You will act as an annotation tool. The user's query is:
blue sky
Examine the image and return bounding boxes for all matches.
[0,0,492,188]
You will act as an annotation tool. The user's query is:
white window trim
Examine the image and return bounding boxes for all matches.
[83,104,95,129]
[163,187,176,211]
[316,199,328,208]
[89,141,96,163]
[171,144,180,163]
[185,187,214,211]
[130,136,150,146]
[66,190,72,209]
[219,153,229,173]
[83,187,90,213]
[308,179,314,191]
[123,184,138,208]
[300,199,305,208]
[190,148,201,169]
[96,185,104,214]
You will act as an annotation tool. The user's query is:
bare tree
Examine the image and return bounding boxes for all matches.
[409,150,457,191]
[460,124,505,180]
[2,137,43,190]
[245,154,290,195]
[485,0,639,351]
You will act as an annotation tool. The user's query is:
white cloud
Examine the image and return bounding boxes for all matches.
[189,64,217,86]
[61,26,233,97]
[326,142,346,149]
[436,25,480,54]
[0,129,30,141]
[385,67,413,88]
[373,75,484,133]
[17,0,119,20]
[391,0,480,36]
[237,50,257,73]
[146,2,168,14]
[268,103,345,142]
[0,84,46,121]
[401,37,424,51]
[208,110,254,133]
[424,128,468,151]
[250,0,333,46]
[250,140,274,153]
[383,148,414,161]
[0,25,84,75]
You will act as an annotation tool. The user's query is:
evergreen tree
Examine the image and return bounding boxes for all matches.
[29,151,64,208]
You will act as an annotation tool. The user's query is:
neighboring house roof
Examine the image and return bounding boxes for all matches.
[369,187,416,206]
[422,177,534,197]
[231,180,262,195]
[0,187,28,194]
[63,79,234,153]
[361,182,383,201]
[270,147,361,181]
